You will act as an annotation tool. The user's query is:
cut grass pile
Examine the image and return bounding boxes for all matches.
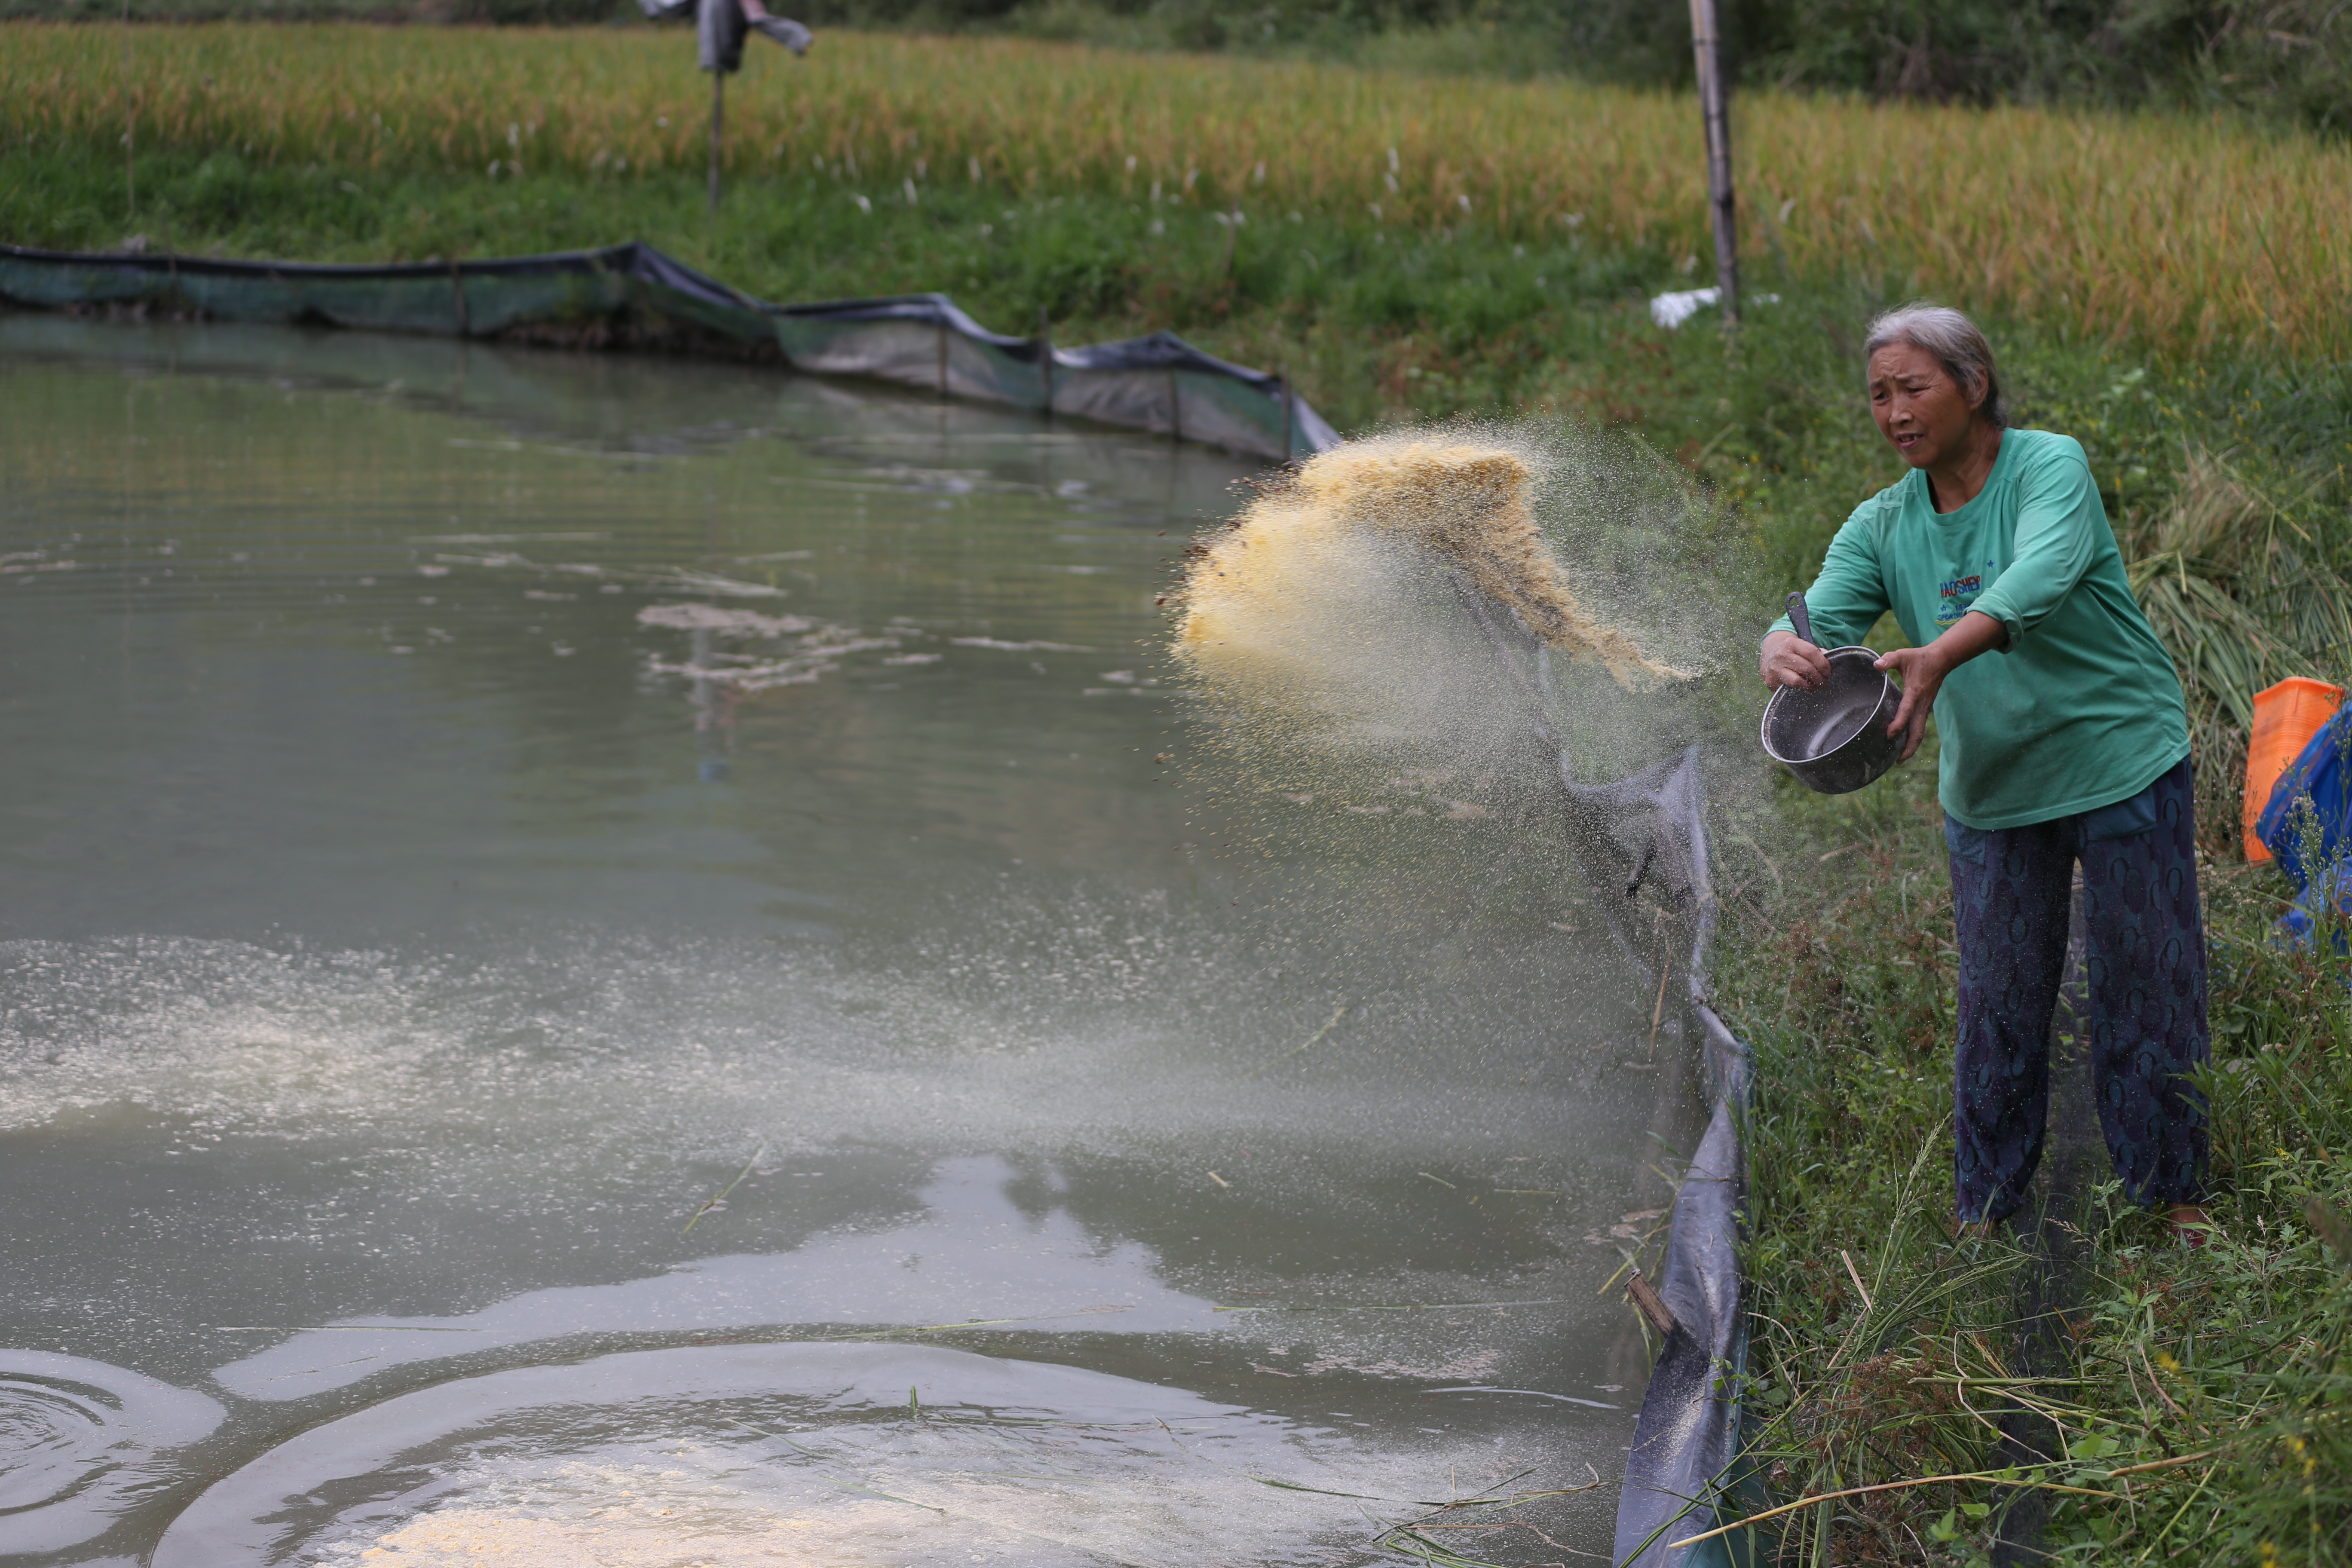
[7,21,2352,361]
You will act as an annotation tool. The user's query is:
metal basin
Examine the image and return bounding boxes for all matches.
[1761,646,1902,795]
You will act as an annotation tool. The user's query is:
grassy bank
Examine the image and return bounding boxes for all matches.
[6,24,2352,1562]
[1706,741,2352,1565]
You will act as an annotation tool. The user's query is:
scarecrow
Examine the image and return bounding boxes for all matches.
[640,0,812,208]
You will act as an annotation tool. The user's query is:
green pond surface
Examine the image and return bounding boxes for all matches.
[0,318,1692,1568]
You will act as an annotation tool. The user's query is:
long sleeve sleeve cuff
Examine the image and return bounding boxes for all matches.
[1964,593,2027,651]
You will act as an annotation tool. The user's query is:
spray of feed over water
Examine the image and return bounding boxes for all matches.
[1170,427,1735,814]
[1159,425,1759,1009]
[1177,437,1692,694]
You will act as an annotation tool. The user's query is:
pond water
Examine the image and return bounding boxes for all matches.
[0,318,1690,1567]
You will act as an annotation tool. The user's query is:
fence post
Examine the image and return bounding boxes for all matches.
[1687,0,1739,328]
[707,71,725,213]
[1278,366,1293,462]
[1037,306,1054,416]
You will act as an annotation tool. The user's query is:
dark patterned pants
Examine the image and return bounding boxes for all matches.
[1945,756,2209,1224]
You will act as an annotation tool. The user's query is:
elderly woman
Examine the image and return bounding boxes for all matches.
[1760,303,2210,1242]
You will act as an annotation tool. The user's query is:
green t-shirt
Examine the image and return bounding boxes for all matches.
[1767,428,2189,830]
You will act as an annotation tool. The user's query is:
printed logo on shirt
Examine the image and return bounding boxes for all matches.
[1936,560,1999,629]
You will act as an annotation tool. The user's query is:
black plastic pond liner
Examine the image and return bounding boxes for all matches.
[1611,1008,1755,1568]
[1446,585,1758,1567]
[1554,751,1756,1568]
[0,240,1338,464]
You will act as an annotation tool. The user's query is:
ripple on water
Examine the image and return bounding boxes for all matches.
[0,1352,225,1555]
[156,1342,1448,1568]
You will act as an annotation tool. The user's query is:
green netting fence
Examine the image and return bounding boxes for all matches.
[0,239,1336,463]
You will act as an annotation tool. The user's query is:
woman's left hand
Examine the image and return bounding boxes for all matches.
[1874,611,2008,763]
[1873,646,1948,763]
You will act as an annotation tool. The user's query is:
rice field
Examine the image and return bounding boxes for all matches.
[5,21,2351,363]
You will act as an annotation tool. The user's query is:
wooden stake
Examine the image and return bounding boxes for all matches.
[707,69,725,213]
[1036,305,1053,416]
[1626,1268,1677,1336]
[1277,365,1293,462]
[1687,0,1739,327]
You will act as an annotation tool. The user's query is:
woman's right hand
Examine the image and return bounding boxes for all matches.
[1760,629,1831,691]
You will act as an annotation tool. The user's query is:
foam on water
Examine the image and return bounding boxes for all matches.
[0,910,1613,1155]
[1,917,1664,1415]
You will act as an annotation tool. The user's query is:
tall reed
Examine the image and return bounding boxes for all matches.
[6,22,2350,363]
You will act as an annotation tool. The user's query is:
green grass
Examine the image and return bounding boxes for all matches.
[1708,730,2352,1565]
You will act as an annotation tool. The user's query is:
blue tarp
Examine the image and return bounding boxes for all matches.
[2258,707,2352,949]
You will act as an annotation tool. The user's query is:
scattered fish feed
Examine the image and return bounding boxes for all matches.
[1174,438,1691,705]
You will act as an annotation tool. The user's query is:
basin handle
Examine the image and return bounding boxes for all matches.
[1785,590,1816,648]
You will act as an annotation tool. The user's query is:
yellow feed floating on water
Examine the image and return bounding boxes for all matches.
[1175,439,1690,693]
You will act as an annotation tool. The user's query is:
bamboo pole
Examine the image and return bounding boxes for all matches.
[1687,0,1738,327]
[121,0,136,221]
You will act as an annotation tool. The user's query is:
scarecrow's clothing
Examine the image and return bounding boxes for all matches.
[637,0,811,72]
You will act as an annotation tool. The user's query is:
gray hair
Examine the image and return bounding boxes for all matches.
[1864,303,2007,429]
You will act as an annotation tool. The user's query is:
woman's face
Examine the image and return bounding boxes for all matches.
[1867,342,1983,470]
